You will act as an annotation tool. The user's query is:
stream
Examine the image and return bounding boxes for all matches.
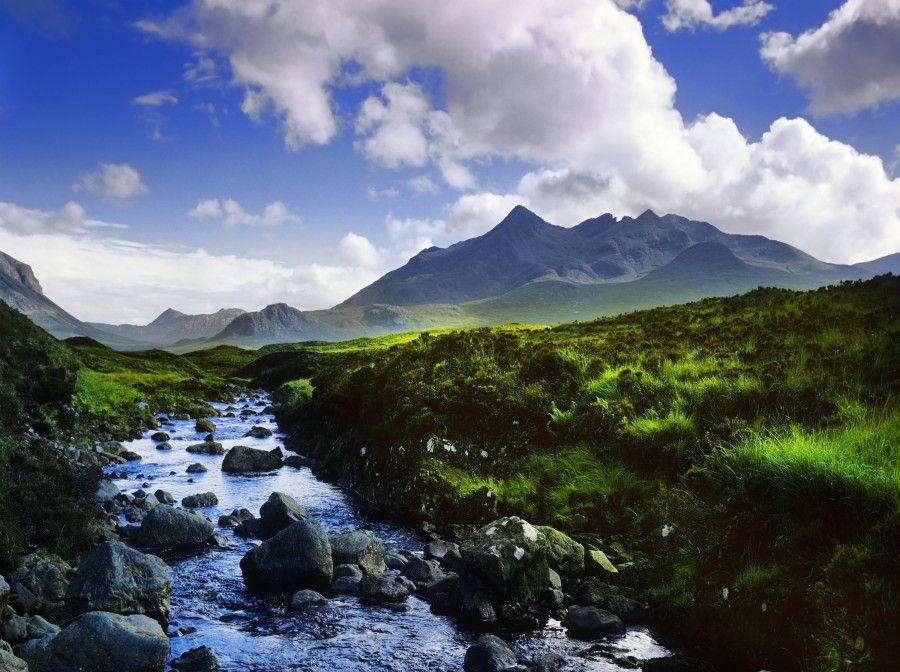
[106,394,672,671]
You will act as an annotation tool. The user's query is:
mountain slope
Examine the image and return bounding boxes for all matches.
[89,307,247,346]
[339,207,866,308]
[855,252,900,276]
[0,250,139,347]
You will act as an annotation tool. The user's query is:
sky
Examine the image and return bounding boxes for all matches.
[0,0,898,323]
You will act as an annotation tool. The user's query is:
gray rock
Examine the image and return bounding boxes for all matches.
[463,635,517,672]
[459,517,550,623]
[384,553,408,570]
[289,589,327,610]
[0,574,9,612]
[240,520,332,592]
[258,492,308,538]
[424,540,461,562]
[185,442,224,456]
[149,432,170,442]
[186,463,207,473]
[195,419,216,434]
[0,648,28,672]
[400,556,443,585]
[222,446,283,473]
[25,615,59,640]
[181,492,218,508]
[154,490,175,505]
[156,442,173,451]
[562,605,624,639]
[243,426,272,438]
[328,530,385,575]
[170,645,220,672]
[42,611,169,672]
[10,556,71,616]
[537,526,585,577]
[66,541,171,623]
[283,455,313,469]
[13,633,54,671]
[358,575,410,603]
[2,614,28,645]
[330,576,360,594]
[96,480,120,504]
[333,564,363,580]
[135,506,214,550]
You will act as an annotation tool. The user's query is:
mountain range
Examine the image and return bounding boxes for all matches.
[1,207,897,350]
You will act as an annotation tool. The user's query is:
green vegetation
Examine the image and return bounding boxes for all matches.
[261,276,900,672]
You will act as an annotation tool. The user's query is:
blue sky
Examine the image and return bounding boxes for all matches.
[0,0,898,322]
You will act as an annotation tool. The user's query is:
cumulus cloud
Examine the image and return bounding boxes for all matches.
[188,198,300,228]
[139,0,900,263]
[73,163,149,201]
[662,0,774,32]
[338,232,382,267]
[131,90,178,106]
[0,203,382,323]
[760,0,900,115]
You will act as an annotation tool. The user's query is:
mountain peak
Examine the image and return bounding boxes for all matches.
[490,205,549,234]
[637,209,660,221]
[0,251,43,295]
[149,308,186,325]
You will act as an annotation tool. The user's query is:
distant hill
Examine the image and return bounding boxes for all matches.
[339,207,864,308]
[855,252,900,276]
[0,250,139,347]
[90,307,247,347]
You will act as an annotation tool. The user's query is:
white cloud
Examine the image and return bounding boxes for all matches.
[662,0,774,32]
[408,175,439,195]
[366,186,400,200]
[760,0,900,115]
[338,232,382,267]
[132,90,178,107]
[188,198,300,228]
[183,52,221,87]
[140,0,900,264]
[73,163,149,201]
[0,206,380,323]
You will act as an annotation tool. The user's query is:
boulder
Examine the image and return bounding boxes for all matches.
[328,530,385,575]
[424,540,461,563]
[41,611,169,672]
[289,589,327,610]
[243,426,272,438]
[120,451,142,462]
[585,549,618,575]
[25,615,59,640]
[561,605,624,639]
[283,456,313,469]
[181,492,218,508]
[154,490,175,505]
[156,442,172,451]
[149,432,169,442]
[186,463,207,474]
[195,419,216,434]
[222,446,283,473]
[240,521,332,592]
[0,574,9,612]
[170,645,220,672]
[333,564,363,581]
[400,557,442,585]
[65,541,171,623]
[536,526,585,577]
[95,480,120,504]
[10,555,71,615]
[357,575,411,603]
[2,614,28,644]
[185,442,224,456]
[258,492,308,539]
[0,648,28,672]
[459,517,550,623]
[463,635,517,672]
[330,576,360,594]
[134,506,214,550]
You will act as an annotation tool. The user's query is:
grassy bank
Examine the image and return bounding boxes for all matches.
[258,276,899,671]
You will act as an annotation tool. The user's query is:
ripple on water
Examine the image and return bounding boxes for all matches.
[108,396,670,671]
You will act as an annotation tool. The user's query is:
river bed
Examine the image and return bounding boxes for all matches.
[107,394,671,671]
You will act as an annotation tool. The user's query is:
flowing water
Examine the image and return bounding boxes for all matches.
[107,394,671,671]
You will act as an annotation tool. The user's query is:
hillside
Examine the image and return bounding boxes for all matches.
[855,252,900,276]
[0,250,139,347]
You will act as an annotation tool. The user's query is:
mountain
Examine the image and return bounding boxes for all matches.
[340,207,863,308]
[0,250,139,347]
[855,252,900,276]
[89,307,247,347]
